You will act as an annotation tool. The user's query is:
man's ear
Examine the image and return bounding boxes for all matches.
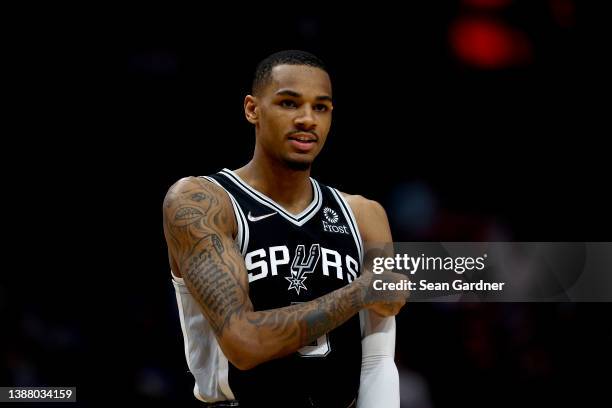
[244,95,259,124]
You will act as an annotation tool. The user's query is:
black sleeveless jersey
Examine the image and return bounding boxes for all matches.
[204,169,364,408]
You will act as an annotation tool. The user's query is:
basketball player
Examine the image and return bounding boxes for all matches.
[163,50,409,407]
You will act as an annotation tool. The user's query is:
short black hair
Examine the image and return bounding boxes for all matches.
[251,50,328,95]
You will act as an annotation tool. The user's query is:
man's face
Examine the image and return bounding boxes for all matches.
[247,64,333,170]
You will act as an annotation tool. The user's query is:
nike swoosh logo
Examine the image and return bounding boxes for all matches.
[247,211,277,222]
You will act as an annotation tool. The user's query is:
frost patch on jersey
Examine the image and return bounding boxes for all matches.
[323,207,339,224]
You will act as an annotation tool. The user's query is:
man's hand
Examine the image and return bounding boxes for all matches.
[360,270,410,317]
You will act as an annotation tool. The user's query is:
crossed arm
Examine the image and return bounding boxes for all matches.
[163,177,406,371]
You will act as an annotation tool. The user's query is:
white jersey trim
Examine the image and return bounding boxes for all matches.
[218,347,235,400]
[172,275,236,402]
[219,168,323,227]
[329,188,364,266]
[171,270,184,284]
[174,279,193,375]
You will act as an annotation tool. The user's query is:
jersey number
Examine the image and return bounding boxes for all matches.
[298,333,331,357]
[291,302,331,357]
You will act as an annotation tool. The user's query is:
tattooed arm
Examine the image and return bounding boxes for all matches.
[163,177,407,370]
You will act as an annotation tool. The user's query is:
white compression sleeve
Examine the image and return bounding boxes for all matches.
[357,311,399,408]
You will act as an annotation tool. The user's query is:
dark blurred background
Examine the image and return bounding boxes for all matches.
[3,1,611,406]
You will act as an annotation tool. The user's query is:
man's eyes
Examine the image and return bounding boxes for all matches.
[279,100,329,112]
[280,100,297,108]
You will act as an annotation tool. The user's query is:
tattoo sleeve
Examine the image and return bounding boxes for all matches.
[163,177,368,365]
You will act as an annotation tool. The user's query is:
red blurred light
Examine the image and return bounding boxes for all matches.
[450,17,533,69]
[549,0,575,27]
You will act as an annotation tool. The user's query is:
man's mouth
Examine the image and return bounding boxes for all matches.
[288,133,318,143]
[287,133,318,152]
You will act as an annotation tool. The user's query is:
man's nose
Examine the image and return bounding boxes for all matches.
[294,105,316,129]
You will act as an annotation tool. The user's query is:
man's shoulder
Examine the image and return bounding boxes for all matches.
[163,176,237,236]
[338,191,386,219]
[166,175,221,193]
[164,176,232,209]
[337,191,391,243]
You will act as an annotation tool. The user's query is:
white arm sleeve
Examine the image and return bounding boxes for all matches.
[357,310,399,408]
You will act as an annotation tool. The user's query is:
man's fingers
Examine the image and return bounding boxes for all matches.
[361,268,410,316]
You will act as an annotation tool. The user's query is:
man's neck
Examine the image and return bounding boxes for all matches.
[234,158,313,216]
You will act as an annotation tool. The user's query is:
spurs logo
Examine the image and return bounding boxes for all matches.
[285,244,321,294]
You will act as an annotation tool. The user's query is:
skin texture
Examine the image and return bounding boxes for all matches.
[163,64,408,370]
